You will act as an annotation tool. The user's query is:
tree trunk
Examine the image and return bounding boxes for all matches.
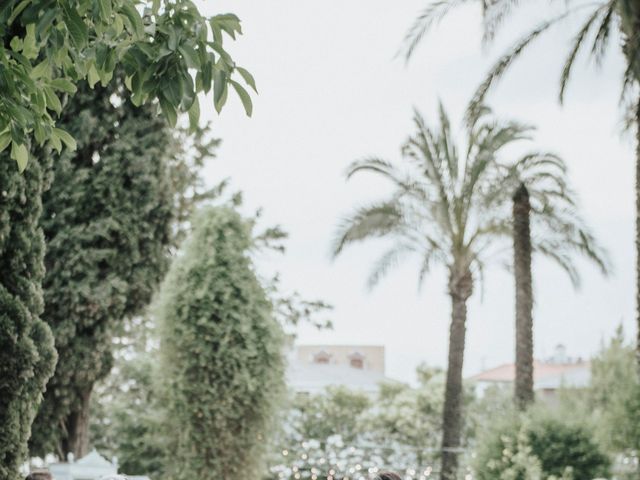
[513,183,534,409]
[440,268,473,480]
[637,99,640,378]
[60,388,92,459]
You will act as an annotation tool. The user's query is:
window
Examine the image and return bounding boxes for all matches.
[350,357,364,369]
[349,352,365,369]
[313,351,331,364]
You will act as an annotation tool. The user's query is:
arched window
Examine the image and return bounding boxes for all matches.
[350,357,364,369]
[313,351,331,364]
[349,352,365,369]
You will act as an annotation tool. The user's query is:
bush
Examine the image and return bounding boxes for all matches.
[156,206,285,480]
[474,408,610,480]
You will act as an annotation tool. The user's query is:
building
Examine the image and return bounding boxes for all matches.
[286,344,398,395]
[468,345,590,401]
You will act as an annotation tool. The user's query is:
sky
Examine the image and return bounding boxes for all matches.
[193,0,636,384]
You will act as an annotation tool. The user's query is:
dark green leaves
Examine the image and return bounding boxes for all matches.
[60,1,88,48]
[97,0,112,21]
[49,78,77,94]
[121,2,144,39]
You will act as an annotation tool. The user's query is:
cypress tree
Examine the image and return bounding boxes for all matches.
[0,154,57,479]
[29,78,190,459]
[156,206,285,480]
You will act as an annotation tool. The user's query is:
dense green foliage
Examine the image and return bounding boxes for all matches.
[90,349,165,477]
[556,327,640,465]
[156,206,285,480]
[0,154,57,480]
[28,77,206,459]
[360,370,445,461]
[589,329,640,455]
[474,410,610,480]
[292,387,371,445]
[0,0,255,170]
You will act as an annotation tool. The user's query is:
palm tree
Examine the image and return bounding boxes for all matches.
[401,0,640,372]
[496,138,610,409]
[333,104,607,480]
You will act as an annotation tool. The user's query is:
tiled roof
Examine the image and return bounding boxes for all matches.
[469,360,590,388]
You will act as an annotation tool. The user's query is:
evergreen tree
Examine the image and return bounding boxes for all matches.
[28,78,202,459]
[156,206,285,480]
[0,155,57,480]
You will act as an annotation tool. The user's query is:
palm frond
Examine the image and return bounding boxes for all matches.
[532,205,611,284]
[332,201,403,257]
[400,0,470,62]
[482,0,523,45]
[590,0,617,65]
[620,29,640,108]
[404,110,456,234]
[534,241,582,288]
[367,243,414,290]
[438,100,459,180]
[559,2,613,103]
[466,11,570,125]
[346,157,400,181]
[417,249,435,290]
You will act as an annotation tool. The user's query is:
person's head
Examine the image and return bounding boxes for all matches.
[25,470,52,480]
[374,472,403,480]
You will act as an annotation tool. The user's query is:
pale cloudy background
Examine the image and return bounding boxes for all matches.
[193,0,635,384]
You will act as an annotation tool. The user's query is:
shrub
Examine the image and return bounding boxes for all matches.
[474,408,610,480]
[156,206,285,480]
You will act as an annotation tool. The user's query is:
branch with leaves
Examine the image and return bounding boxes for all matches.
[0,0,256,171]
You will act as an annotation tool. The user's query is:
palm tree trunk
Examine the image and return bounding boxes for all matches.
[440,268,473,480]
[636,99,640,378]
[513,183,534,409]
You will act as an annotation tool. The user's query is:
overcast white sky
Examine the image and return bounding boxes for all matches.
[193,0,636,384]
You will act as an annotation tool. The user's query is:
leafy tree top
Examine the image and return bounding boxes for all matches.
[0,0,256,170]
[333,103,607,290]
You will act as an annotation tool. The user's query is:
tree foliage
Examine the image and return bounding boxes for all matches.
[156,206,286,480]
[588,326,640,455]
[0,0,255,171]
[0,153,57,480]
[474,409,610,480]
[28,76,213,459]
[90,349,165,478]
[292,387,371,445]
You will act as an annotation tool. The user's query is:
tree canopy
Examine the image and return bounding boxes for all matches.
[0,0,255,171]
[28,75,213,459]
[0,152,57,480]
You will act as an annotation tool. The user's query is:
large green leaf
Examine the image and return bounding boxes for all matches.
[10,141,28,172]
[61,2,88,47]
[188,96,200,132]
[230,80,252,116]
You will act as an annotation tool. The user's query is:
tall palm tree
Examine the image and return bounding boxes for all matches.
[333,104,607,480]
[402,0,640,372]
[495,138,610,409]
